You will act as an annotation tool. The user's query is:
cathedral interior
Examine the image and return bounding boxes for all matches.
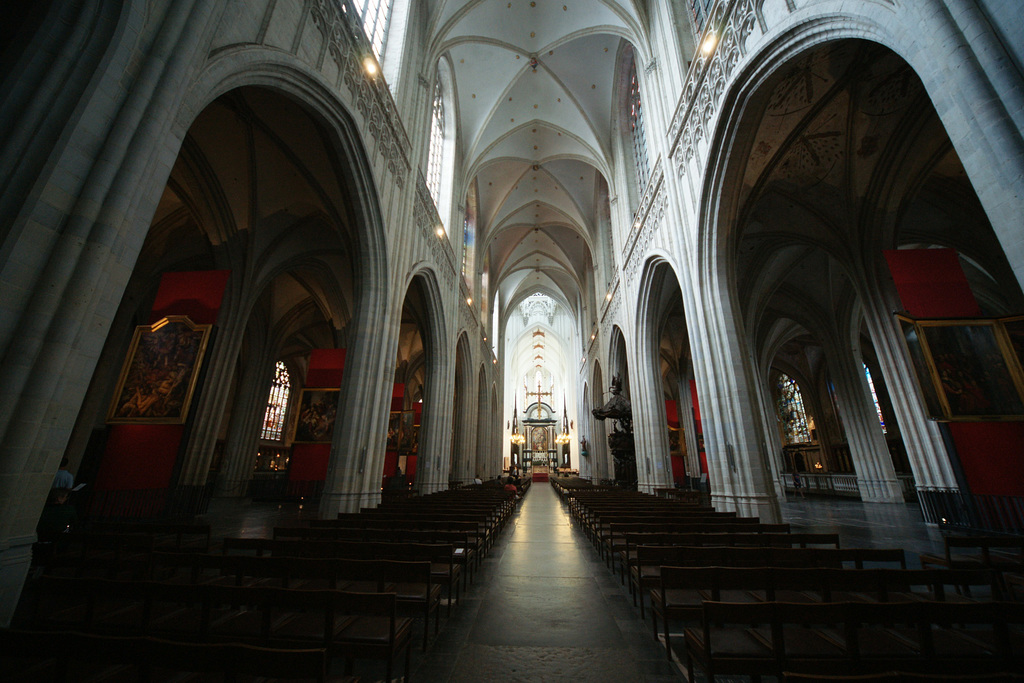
[1,0,1024,679]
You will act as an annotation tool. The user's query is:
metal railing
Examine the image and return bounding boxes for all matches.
[917,487,1024,535]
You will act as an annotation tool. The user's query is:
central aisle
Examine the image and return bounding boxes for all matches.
[413,483,684,682]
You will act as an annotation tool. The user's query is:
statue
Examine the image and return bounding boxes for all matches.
[591,374,636,487]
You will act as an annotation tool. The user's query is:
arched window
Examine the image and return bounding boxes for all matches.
[863,363,887,434]
[261,362,291,441]
[775,372,811,444]
[426,79,445,208]
[628,64,649,191]
[356,0,393,60]
[689,0,714,36]
[462,213,470,279]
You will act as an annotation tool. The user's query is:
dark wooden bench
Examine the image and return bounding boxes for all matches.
[90,521,212,552]
[920,536,1024,593]
[145,553,439,650]
[0,628,359,682]
[684,600,1024,681]
[617,530,838,584]
[631,545,906,618]
[652,566,1000,660]
[22,577,412,681]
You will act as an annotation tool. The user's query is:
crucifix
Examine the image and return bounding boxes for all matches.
[525,379,552,419]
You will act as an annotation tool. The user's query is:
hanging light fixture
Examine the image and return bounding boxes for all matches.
[555,399,571,445]
[510,398,525,446]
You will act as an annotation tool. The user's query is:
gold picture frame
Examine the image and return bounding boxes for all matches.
[897,315,1024,421]
[107,316,212,424]
[292,388,340,443]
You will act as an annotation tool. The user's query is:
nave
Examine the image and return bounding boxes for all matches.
[15,477,1020,683]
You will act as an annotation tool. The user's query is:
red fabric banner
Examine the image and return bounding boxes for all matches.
[665,400,679,427]
[94,425,184,490]
[289,349,346,483]
[883,249,981,318]
[97,271,230,497]
[390,384,405,412]
[689,380,708,476]
[289,444,330,481]
[885,248,1023,498]
[149,270,230,325]
[306,349,346,387]
[949,423,1024,496]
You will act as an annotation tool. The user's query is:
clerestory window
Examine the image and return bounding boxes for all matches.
[628,65,649,192]
[356,0,393,60]
[427,80,445,207]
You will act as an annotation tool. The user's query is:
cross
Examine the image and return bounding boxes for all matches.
[526,380,552,419]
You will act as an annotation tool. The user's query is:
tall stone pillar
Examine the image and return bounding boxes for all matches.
[860,287,958,491]
[825,338,902,502]
[632,346,673,493]
[687,274,780,521]
[216,333,276,497]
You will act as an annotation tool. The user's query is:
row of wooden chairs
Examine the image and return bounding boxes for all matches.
[23,576,412,681]
[684,600,1024,681]
[0,628,359,682]
[649,565,1001,660]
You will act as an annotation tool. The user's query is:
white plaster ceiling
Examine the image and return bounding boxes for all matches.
[427,0,641,324]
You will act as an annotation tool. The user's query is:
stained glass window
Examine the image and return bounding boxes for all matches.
[261,361,291,441]
[427,80,445,207]
[863,363,887,434]
[629,65,649,192]
[775,372,811,444]
[355,0,393,60]
[462,213,470,279]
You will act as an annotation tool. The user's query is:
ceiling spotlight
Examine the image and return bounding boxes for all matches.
[591,333,595,340]
[466,297,473,305]
[436,227,445,237]
[606,292,612,301]
[363,56,378,76]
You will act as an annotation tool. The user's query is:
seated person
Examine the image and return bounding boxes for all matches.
[503,477,520,496]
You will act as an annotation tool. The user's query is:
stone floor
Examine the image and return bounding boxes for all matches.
[196,486,951,682]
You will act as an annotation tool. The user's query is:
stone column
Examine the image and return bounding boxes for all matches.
[825,337,902,502]
[631,342,673,493]
[686,273,781,521]
[215,330,275,497]
[319,297,394,514]
[860,281,958,491]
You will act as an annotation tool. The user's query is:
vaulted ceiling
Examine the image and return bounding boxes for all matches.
[425,0,645,330]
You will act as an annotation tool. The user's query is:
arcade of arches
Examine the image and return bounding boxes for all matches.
[1,0,1023,624]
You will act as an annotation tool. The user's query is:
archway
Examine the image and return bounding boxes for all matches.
[62,87,362,515]
[707,39,1024,513]
[639,259,699,490]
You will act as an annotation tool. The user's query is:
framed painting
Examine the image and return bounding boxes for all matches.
[107,316,212,424]
[668,426,682,457]
[897,315,945,419]
[398,410,416,453]
[1002,315,1024,372]
[410,424,419,454]
[916,318,1024,420]
[292,388,340,443]
[386,411,401,451]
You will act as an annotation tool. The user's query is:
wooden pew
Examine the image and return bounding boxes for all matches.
[630,546,906,618]
[651,566,1000,660]
[684,600,1024,681]
[0,628,359,682]
[23,577,412,681]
